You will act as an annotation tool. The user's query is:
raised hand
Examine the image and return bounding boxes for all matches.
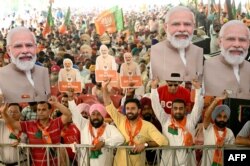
[48,96,59,105]
[0,103,8,114]
[215,90,229,101]
[102,78,111,89]
[191,79,201,89]
[151,77,159,89]
[66,88,74,101]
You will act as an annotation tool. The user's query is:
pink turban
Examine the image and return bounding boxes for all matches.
[89,104,107,118]
[77,103,90,114]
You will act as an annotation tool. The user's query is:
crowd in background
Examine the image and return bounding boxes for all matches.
[0,3,250,166]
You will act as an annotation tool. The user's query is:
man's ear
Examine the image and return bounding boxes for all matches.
[218,37,222,48]
[6,45,11,55]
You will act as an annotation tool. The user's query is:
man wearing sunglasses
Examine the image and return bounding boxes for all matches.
[151,79,204,166]
[157,80,191,114]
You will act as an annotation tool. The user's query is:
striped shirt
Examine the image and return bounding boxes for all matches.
[20,118,63,166]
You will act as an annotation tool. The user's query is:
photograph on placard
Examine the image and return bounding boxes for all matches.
[204,20,250,100]
[95,44,118,82]
[58,58,82,93]
[150,6,203,82]
[0,27,51,103]
[120,52,142,88]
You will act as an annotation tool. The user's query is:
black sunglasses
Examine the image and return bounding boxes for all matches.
[168,84,179,87]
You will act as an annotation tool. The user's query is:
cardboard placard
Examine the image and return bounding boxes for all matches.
[95,70,118,82]
[120,75,142,88]
[58,81,81,93]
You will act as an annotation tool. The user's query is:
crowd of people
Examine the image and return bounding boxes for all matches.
[0,3,250,166]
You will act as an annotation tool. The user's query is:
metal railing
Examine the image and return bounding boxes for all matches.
[0,144,249,166]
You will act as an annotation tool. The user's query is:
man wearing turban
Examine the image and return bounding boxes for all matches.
[201,94,235,166]
[67,90,124,166]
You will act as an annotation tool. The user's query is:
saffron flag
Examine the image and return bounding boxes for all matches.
[95,6,124,35]
[59,7,70,34]
[42,4,54,37]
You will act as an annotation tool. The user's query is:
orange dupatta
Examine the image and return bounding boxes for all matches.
[212,125,227,166]
[7,124,22,142]
[36,121,52,144]
[169,117,193,146]
[125,118,142,145]
[88,123,106,146]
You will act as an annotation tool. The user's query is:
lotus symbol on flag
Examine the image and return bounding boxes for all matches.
[101,16,113,27]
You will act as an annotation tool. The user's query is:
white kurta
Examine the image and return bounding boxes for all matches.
[0,120,27,164]
[201,124,235,166]
[68,101,124,166]
[151,88,204,166]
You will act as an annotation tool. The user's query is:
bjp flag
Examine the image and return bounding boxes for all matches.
[95,6,124,35]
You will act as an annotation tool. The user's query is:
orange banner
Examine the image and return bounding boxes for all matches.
[95,11,116,35]
[58,81,81,93]
[120,76,142,88]
[95,70,118,82]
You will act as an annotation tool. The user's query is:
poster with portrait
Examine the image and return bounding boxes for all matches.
[119,56,142,88]
[203,55,250,100]
[150,40,203,82]
[95,45,118,83]
[58,59,82,93]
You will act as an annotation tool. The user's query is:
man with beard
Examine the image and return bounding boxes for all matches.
[204,20,250,99]
[58,58,81,83]
[140,97,162,165]
[150,78,203,166]
[95,44,117,71]
[0,27,50,103]
[201,95,235,166]
[67,89,124,166]
[120,52,141,77]
[50,65,61,96]
[103,79,168,166]
[150,6,203,81]
[77,44,92,63]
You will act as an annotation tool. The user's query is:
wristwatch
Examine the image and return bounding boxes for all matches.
[144,142,149,147]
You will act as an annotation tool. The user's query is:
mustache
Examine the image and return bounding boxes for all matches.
[173,32,190,37]
[17,53,34,60]
[228,47,244,54]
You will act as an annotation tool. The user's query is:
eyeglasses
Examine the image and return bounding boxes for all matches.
[168,84,179,87]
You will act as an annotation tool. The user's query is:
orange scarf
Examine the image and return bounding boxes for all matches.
[212,125,227,166]
[7,124,22,142]
[168,117,193,146]
[125,118,142,145]
[36,120,52,144]
[89,123,106,146]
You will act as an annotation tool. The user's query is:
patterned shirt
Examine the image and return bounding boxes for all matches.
[20,118,63,166]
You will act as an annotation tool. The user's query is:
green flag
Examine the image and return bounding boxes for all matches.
[42,4,54,37]
[64,7,71,27]
[237,2,242,15]
[47,4,54,27]
[232,0,237,19]
[109,6,124,31]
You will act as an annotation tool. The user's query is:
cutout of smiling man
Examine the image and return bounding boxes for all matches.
[150,6,203,82]
[0,27,50,103]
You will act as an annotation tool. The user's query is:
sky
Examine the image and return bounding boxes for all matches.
[0,0,248,18]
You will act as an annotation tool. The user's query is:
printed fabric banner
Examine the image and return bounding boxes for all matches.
[95,6,124,35]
